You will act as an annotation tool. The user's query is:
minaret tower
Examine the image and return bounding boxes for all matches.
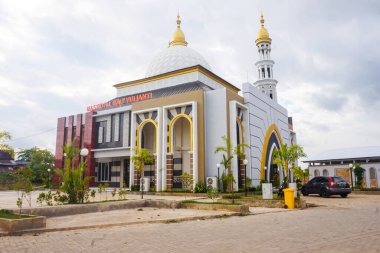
[254,14,278,102]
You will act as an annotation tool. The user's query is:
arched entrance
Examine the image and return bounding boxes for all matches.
[137,120,157,189]
[260,124,283,182]
[169,114,192,189]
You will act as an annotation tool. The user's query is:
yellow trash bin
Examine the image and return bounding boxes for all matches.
[283,188,295,209]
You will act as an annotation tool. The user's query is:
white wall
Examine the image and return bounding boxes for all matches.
[243,82,290,186]
[204,88,228,179]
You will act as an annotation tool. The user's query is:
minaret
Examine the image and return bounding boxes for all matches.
[254,14,278,102]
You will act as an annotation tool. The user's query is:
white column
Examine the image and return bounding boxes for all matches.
[161,108,168,191]
[156,108,163,191]
[192,101,198,187]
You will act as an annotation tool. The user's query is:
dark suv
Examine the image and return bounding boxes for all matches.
[301,176,351,198]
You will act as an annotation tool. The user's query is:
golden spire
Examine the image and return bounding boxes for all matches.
[169,12,188,47]
[255,13,272,45]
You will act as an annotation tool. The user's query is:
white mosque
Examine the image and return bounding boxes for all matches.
[55,14,297,191]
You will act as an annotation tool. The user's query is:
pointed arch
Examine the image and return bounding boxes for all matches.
[260,124,283,180]
[168,114,193,153]
[136,119,158,153]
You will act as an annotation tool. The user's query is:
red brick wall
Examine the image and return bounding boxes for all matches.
[54,117,66,169]
[73,114,83,168]
[67,115,74,145]
[84,111,95,185]
[166,154,174,189]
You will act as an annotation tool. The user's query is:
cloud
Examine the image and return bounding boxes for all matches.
[0,0,379,163]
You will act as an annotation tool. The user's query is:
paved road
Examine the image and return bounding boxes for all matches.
[1,194,380,253]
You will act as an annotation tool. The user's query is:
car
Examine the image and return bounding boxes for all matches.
[301,176,351,198]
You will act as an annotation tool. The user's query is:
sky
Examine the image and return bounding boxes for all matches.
[0,0,379,163]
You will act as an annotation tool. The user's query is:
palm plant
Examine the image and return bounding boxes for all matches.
[132,147,154,199]
[272,144,306,189]
[55,141,92,204]
[215,135,248,202]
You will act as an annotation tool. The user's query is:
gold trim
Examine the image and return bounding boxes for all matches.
[168,113,193,153]
[113,65,240,93]
[136,118,158,153]
[260,124,283,180]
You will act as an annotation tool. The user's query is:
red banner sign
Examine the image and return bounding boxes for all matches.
[87,92,153,112]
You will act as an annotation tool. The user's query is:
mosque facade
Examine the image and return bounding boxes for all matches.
[54,14,296,190]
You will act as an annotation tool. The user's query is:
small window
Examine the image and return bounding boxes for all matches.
[323,169,329,176]
[97,162,111,182]
[269,90,273,99]
[267,67,271,78]
[262,68,265,78]
[98,127,104,143]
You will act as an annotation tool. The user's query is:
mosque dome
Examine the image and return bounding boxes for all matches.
[255,14,272,45]
[145,14,211,77]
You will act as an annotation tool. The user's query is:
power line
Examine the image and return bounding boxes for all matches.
[4,128,56,142]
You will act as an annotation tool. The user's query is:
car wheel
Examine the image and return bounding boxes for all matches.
[301,189,308,196]
[320,188,329,198]
[341,194,348,198]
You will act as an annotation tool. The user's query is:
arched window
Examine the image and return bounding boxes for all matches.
[314,169,320,177]
[370,167,376,179]
[269,90,273,99]
[262,68,265,78]
[323,169,329,176]
[267,67,271,78]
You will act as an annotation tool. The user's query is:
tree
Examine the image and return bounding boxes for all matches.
[17,147,39,162]
[28,149,55,184]
[0,130,14,158]
[272,144,306,189]
[353,163,365,188]
[214,135,248,203]
[14,167,33,213]
[131,147,154,199]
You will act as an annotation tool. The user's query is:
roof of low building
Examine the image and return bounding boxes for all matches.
[303,146,380,163]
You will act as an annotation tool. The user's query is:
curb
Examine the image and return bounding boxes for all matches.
[5,212,243,236]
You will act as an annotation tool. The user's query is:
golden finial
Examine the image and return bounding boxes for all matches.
[177,12,181,28]
[255,13,272,45]
[169,12,188,47]
[260,13,265,26]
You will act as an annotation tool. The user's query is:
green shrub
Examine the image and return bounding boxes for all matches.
[194,181,206,193]
[131,184,140,191]
[222,194,242,199]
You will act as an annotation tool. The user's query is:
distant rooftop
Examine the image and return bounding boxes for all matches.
[303,146,380,163]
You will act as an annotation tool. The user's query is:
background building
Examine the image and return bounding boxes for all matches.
[304,146,380,188]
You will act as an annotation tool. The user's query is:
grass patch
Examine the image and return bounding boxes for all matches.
[163,189,192,193]
[0,210,33,220]
[181,200,241,205]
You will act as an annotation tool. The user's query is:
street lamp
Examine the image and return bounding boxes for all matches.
[243,159,248,196]
[80,148,89,203]
[216,163,221,193]
[349,163,355,191]
[47,168,51,190]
